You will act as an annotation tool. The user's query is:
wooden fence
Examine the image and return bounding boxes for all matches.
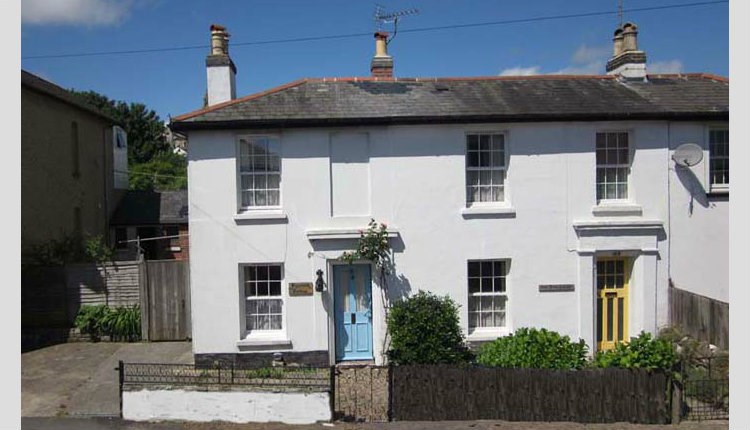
[389,365,669,424]
[140,259,191,341]
[669,286,729,350]
[22,258,191,349]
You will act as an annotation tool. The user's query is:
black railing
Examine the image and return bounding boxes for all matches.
[118,361,330,391]
[681,355,729,421]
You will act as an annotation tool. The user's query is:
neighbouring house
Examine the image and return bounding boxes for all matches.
[110,190,189,261]
[22,70,129,259]
[169,23,728,367]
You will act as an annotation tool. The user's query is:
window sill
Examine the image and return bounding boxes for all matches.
[461,205,516,218]
[236,336,292,348]
[708,185,729,196]
[467,328,511,342]
[233,210,288,223]
[592,202,642,217]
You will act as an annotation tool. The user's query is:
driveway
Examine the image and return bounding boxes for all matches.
[22,341,193,418]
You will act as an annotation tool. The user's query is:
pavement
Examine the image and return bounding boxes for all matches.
[22,341,193,418]
[20,417,731,430]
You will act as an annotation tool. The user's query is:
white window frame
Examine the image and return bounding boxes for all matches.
[236,135,282,212]
[239,263,286,340]
[467,259,510,338]
[595,131,632,203]
[708,127,729,192]
[465,132,508,207]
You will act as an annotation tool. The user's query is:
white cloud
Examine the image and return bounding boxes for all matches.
[499,66,541,76]
[571,45,611,65]
[22,0,133,26]
[648,60,684,74]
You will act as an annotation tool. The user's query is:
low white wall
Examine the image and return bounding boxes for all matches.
[123,389,331,424]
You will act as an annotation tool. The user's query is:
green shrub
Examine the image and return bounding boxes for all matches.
[74,304,141,342]
[593,331,677,371]
[386,291,473,365]
[74,305,111,341]
[476,327,588,369]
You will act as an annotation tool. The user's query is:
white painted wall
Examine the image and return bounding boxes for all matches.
[123,389,331,424]
[186,120,728,362]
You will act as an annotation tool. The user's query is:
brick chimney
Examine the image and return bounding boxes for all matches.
[206,24,237,106]
[606,22,647,79]
[370,32,393,78]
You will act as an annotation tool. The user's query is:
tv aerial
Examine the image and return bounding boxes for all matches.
[672,143,703,167]
[374,4,419,44]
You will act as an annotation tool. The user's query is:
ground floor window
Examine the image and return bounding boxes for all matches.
[468,259,508,332]
[242,264,283,332]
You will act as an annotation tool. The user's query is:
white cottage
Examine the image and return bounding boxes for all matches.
[170,23,728,367]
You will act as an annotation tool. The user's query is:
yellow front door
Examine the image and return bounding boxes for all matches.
[596,257,630,351]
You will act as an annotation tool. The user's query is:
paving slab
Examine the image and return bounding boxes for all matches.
[22,342,193,418]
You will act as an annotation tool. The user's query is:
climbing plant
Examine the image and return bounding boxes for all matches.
[339,219,394,360]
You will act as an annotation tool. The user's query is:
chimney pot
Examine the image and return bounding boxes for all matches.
[370,32,393,78]
[206,24,237,105]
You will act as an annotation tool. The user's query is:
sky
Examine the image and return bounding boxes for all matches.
[21,0,729,124]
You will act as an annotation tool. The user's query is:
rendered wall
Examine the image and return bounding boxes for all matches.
[186,120,726,362]
[123,389,331,424]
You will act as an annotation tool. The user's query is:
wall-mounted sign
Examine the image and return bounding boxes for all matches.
[289,282,314,297]
[539,284,575,293]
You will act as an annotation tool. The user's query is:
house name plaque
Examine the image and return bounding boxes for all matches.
[289,282,314,296]
[539,284,575,293]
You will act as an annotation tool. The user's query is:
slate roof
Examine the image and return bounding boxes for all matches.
[22,70,119,124]
[111,190,188,226]
[170,74,728,131]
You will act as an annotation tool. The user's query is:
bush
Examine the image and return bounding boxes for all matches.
[476,327,588,369]
[593,331,677,371]
[386,291,473,365]
[74,304,141,342]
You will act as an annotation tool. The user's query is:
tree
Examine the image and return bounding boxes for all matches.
[71,90,186,191]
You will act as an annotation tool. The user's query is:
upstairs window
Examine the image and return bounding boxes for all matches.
[709,128,729,189]
[238,136,281,209]
[596,132,630,201]
[466,133,506,205]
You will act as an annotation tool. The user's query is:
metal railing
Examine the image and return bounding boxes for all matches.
[681,355,729,421]
[118,361,330,391]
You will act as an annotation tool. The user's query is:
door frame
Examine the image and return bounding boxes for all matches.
[327,260,375,363]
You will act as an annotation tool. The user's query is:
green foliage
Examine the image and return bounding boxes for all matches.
[74,304,141,342]
[593,331,677,371]
[128,151,187,191]
[476,327,588,370]
[83,234,115,265]
[339,219,392,275]
[23,234,115,268]
[70,90,170,164]
[245,368,286,379]
[386,291,473,365]
[74,304,111,341]
[70,89,186,192]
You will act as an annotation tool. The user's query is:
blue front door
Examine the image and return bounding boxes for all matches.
[334,264,373,361]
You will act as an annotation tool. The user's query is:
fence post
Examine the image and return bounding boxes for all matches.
[117,360,124,418]
[387,364,394,422]
[329,365,336,422]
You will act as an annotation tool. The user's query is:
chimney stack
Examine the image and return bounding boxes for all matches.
[370,32,393,78]
[206,24,237,106]
[606,22,647,79]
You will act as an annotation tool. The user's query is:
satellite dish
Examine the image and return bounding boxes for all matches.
[672,143,703,167]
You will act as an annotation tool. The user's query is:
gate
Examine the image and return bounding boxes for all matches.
[680,355,729,421]
[139,260,191,341]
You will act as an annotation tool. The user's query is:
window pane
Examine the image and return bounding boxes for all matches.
[481,277,492,292]
[495,296,507,312]
[241,175,254,190]
[467,186,478,204]
[491,151,504,167]
[490,170,503,186]
[246,300,257,315]
[467,151,479,167]
[494,311,506,327]
[257,300,269,313]
[269,299,282,314]
[239,156,251,172]
[245,266,257,281]
[479,151,490,167]
[466,170,479,187]
[479,170,491,186]
[467,135,479,151]
[481,312,493,327]
[257,315,270,330]
[255,175,267,189]
[268,155,280,172]
[255,191,267,206]
[479,134,490,151]
[468,262,480,277]
[596,133,606,149]
[491,186,504,202]
[491,135,504,151]
[269,315,282,330]
[479,186,491,202]
[245,282,257,297]
[469,312,479,330]
[269,265,281,280]
[468,278,480,293]
[267,174,280,190]
[493,261,505,276]
[270,281,281,296]
[481,261,493,276]
[596,149,606,165]
[252,155,267,172]
[267,190,280,206]
[469,296,480,312]
[495,277,506,293]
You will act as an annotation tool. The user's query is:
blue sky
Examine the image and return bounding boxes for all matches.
[21,0,728,122]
